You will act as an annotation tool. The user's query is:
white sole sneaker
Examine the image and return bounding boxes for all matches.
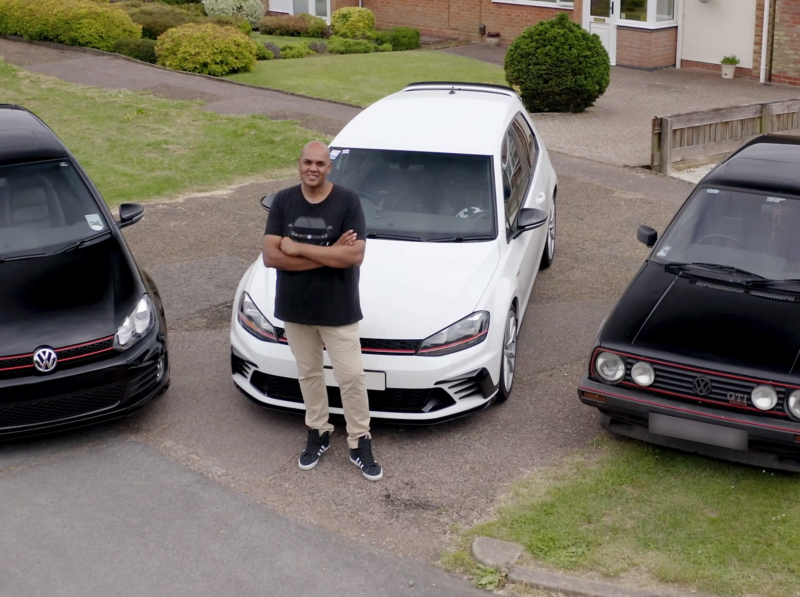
[349,456,383,481]
[298,444,329,471]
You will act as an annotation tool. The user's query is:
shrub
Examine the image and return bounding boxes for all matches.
[365,30,390,45]
[114,37,157,62]
[306,40,327,54]
[258,15,307,36]
[205,14,251,35]
[504,13,609,113]
[202,0,263,28]
[263,40,280,58]
[279,41,315,59]
[330,6,374,38]
[327,35,373,54]
[298,12,327,38]
[156,22,257,75]
[159,0,203,5]
[388,26,419,51]
[376,42,392,52]
[0,0,142,51]
[255,42,273,60]
[122,3,200,39]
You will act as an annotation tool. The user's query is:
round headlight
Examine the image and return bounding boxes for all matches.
[787,390,800,419]
[595,352,625,383]
[631,361,655,387]
[751,385,778,410]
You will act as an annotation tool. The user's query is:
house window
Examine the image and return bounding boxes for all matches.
[493,0,574,8]
[620,0,647,22]
[615,0,675,26]
[656,0,674,21]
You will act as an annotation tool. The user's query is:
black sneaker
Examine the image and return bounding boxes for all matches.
[349,436,383,481]
[298,429,330,471]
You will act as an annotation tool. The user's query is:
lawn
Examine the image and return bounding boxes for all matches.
[251,32,321,46]
[226,51,507,107]
[0,61,320,205]
[452,437,800,597]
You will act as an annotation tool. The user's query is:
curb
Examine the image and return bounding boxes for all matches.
[470,537,709,597]
[0,35,364,111]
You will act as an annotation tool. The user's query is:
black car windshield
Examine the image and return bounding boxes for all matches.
[327,148,496,241]
[0,160,109,260]
[652,186,800,280]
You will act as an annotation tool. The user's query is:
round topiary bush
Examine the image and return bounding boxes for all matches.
[504,13,610,113]
[202,0,263,29]
[330,6,374,38]
[156,22,258,75]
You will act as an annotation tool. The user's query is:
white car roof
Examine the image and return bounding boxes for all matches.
[331,84,523,156]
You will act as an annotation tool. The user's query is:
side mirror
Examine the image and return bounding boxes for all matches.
[261,193,277,211]
[511,208,547,239]
[637,225,657,248]
[118,203,144,228]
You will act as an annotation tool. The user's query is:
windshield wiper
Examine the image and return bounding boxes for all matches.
[663,262,765,280]
[366,233,423,242]
[0,252,47,264]
[428,235,495,243]
[746,278,800,289]
[51,230,112,254]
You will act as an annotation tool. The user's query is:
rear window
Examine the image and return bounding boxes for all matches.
[0,160,107,259]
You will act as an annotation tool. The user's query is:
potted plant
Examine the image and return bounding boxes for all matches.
[486,31,501,46]
[721,55,739,79]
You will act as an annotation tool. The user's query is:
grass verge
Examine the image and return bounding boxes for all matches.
[455,436,800,597]
[226,50,506,106]
[0,60,321,205]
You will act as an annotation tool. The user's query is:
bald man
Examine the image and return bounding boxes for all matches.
[263,141,382,481]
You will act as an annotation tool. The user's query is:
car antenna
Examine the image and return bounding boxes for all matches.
[449,85,456,95]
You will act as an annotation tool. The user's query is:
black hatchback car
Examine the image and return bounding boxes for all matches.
[0,105,168,439]
[579,135,800,472]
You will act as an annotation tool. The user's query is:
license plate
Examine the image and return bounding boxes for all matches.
[324,368,386,391]
[649,413,748,451]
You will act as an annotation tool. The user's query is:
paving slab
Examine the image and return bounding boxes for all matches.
[470,536,523,570]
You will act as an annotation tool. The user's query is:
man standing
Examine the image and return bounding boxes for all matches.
[263,141,382,481]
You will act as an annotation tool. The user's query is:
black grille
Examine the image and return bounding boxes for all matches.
[57,337,114,361]
[250,372,454,413]
[0,336,115,380]
[0,381,125,429]
[621,359,789,418]
[274,328,420,355]
[231,353,255,378]
[127,362,160,397]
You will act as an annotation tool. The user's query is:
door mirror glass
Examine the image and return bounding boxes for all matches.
[637,225,657,248]
[118,203,144,228]
[261,193,277,211]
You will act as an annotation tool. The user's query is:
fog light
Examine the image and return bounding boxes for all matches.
[787,390,800,419]
[156,356,165,381]
[631,361,655,387]
[751,384,778,410]
[595,352,625,383]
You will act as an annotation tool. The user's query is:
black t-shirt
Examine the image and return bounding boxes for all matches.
[264,184,366,326]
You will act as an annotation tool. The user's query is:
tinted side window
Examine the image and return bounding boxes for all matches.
[513,113,537,167]
[502,125,531,225]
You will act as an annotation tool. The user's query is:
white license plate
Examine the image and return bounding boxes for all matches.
[324,368,386,391]
[649,413,748,451]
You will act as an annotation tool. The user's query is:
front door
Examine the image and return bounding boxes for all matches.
[585,0,618,65]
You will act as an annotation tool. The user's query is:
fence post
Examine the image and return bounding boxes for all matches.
[761,103,773,134]
[660,117,673,177]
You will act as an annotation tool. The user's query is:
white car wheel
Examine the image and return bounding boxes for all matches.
[496,307,517,402]
[540,197,556,269]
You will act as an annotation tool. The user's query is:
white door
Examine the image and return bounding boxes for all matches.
[585,0,618,65]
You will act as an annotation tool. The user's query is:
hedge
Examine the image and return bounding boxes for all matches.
[156,22,258,75]
[330,6,374,38]
[255,43,273,60]
[114,37,157,63]
[201,0,263,28]
[327,35,372,54]
[121,2,199,39]
[258,13,326,38]
[0,0,141,51]
[505,13,610,113]
[389,26,419,51]
[279,41,315,59]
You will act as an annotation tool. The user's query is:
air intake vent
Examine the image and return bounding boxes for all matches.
[692,280,745,293]
[691,279,799,302]
[749,290,797,302]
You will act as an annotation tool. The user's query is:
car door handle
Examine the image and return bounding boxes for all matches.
[536,192,545,206]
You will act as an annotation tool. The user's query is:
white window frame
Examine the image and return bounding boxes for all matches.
[492,0,574,10]
[617,0,677,29]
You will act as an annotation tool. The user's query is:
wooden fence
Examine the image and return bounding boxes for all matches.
[652,98,800,176]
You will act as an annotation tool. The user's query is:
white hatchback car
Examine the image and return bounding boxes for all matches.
[231,82,558,422]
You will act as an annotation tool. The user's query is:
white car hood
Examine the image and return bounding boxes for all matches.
[248,240,500,339]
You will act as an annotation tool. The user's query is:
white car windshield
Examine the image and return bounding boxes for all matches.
[0,160,109,260]
[328,148,496,242]
[652,186,800,280]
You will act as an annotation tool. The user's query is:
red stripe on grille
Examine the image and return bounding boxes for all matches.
[55,335,115,353]
[59,347,114,363]
[0,364,34,373]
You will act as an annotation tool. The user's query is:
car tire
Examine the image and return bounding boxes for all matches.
[496,305,518,403]
[540,195,556,269]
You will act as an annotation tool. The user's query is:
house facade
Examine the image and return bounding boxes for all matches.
[267,0,800,86]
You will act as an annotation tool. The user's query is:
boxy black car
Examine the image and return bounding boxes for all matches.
[0,105,168,439]
[579,135,800,472]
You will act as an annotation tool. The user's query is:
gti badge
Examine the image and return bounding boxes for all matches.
[693,377,712,396]
[33,347,58,373]
[727,392,748,407]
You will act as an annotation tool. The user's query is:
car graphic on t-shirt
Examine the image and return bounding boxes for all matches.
[288,216,333,246]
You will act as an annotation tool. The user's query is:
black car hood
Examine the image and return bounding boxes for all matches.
[0,236,139,356]
[602,263,800,375]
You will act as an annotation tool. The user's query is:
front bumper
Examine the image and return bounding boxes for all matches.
[0,325,169,440]
[578,376,800,472]
[230,319,500,423]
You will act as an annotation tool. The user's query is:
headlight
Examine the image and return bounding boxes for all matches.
[631,361,655,387]
[751,384,778,410]
[417,311,489,356]
[238,292,278,342]
[595,351,625,383]
[114,295,155,350]
[787,390,800,419]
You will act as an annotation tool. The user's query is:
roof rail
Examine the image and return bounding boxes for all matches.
[402,81,517,95]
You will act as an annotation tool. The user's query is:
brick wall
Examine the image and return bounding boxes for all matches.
[770,0,800,85]
[616,26,677,70]
[361,0,581,42]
